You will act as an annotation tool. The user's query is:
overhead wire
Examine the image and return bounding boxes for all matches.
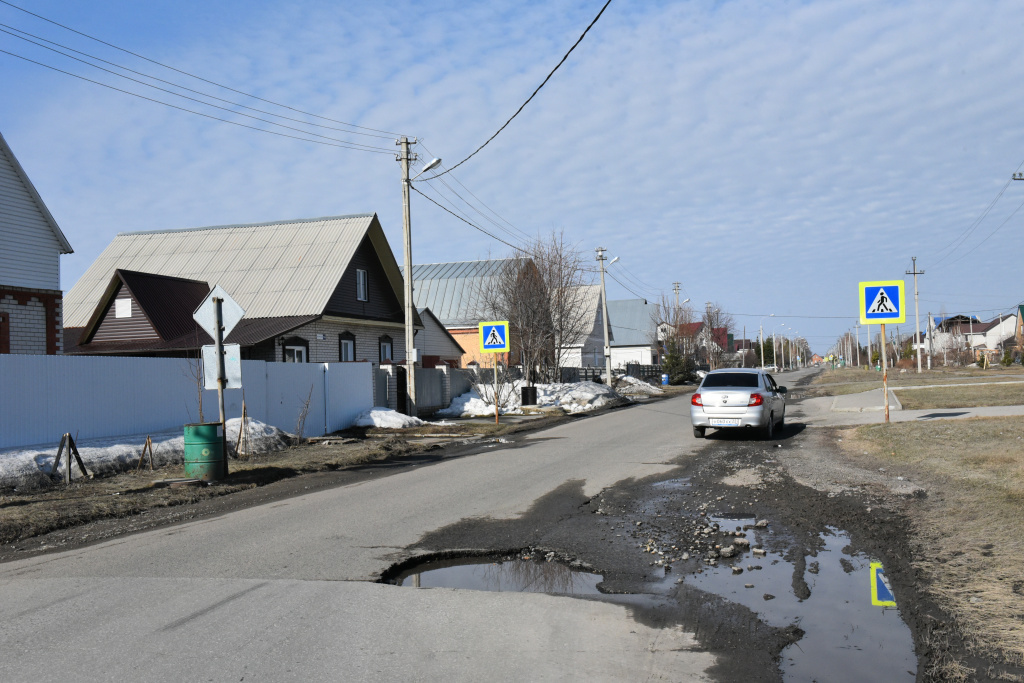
[0,0,404,137]
[0,33,394,153]
[420,0,613,180]
[0,23,396,140]
[938,194,1024,268]
[0,48,395,154]
[410,185,531,255]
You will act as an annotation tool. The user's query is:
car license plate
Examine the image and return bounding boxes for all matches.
[710,418,741,427]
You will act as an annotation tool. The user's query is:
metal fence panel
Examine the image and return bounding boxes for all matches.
[414,368,443,411]
[374,368,390,407]
[325,362,374,432]
[264,362,325,439]
[449,369,474,398]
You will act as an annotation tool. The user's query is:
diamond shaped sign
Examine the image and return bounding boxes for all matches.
[193,285,245,340]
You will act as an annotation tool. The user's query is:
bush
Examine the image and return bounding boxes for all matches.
[1001,350,1014,367]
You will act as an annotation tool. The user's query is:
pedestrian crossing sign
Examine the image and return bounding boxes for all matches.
[859,280,905,325]
[870,561,897,607]
[479,321,510,353]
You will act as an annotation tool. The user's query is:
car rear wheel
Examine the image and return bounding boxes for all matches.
[693,426,705,439]
[762,413,775,440]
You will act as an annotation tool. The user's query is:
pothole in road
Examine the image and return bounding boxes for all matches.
[390,554,603,596]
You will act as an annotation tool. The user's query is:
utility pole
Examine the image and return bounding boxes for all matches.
[854,325,860,367]
[907,257,925,374]
[398,136,418,416]
[673,282,681,310]
[926,311,933,369]
[596,247,613,386]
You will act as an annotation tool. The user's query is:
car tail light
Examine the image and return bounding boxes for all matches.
[748,393,764,406]
[691,393,703,406]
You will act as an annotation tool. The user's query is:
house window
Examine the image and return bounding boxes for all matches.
[356,269,368,301]
[115,298,131,318]
[281,335,309,363]
[379,335,393,363]
[339,331,355,362]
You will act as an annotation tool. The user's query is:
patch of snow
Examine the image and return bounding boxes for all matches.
[615,375,664,396]
[353,408,425,429]
[439,380,623,417]
[0,419,290,489]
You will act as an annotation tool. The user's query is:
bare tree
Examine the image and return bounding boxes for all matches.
[479,258,552,385]
[536,231,595,376]
[650,294,696,381]
[701,302,735,370]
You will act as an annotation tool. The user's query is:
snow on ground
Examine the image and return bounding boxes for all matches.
[438,380,624,418]
[0,418,290,489]
[353,408,425,429]
[614,375,664,397]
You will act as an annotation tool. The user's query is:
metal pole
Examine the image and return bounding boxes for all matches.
[214,296,228,476]
[926,311,932,369]
[399,136,417,416]
[855,325,860,367]
[881,322,889,423]
[494,353,499,425]
[597,248,613,386]
[907,257,924,373]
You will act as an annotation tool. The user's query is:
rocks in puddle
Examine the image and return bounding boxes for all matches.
[754,520,768,528]
[763,593,776,601]
[733,537,750,548]
[719,545,738,558]
[745,583,754,588]
[731,566,743,575]
[752,548,767,557]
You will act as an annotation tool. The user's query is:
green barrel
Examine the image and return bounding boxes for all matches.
[183,423,226,481]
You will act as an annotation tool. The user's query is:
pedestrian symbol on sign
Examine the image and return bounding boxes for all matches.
[485,326,504,347]
[868,288,894,314]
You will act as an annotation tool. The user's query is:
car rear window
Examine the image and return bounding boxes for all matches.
[700,373,760,388]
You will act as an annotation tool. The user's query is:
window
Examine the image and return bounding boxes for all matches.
[356,269,368,301]
[284,346,307,363]
[379,335,393,363]
[339,331,355,362]
[115,298,131,318]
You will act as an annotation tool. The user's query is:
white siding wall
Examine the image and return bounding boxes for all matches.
[280,318,406,364]
[416,317,464,361]
[0,143,62,290]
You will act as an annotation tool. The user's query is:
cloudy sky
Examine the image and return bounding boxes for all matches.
[3,0,1024,353]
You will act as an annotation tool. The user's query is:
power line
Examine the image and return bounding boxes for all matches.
[421,0,613,180]
[0,49,394,154]
[410,185,531,254]
[939,195,1024,268]
[0,22,395,140]
[0,32,394,152]
[604,269,646,299]
[0,0,404,137]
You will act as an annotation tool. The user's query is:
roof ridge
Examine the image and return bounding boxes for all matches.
[117,213,376,237]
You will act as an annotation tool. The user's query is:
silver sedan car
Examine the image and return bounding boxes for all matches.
[689,368,787,439]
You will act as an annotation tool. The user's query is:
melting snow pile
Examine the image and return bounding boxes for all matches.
[614,375,663,397]
[438,380,622,418]
[353,408,425,429]
[0,418,290,489]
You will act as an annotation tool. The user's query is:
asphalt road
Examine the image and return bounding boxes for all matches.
[0,389,721,682]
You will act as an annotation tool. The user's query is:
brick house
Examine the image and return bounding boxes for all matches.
[0,131,74,355]
[63,213,422,363]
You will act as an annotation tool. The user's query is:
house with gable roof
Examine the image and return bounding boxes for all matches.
[63,213,422,363]
[0,131,74,355]
[607,298,657,367]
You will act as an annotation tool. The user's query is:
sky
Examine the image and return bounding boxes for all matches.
[3,0,1024,354]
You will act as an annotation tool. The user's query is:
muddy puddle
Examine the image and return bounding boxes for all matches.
[392,556,603,595]
[677,521,916,682]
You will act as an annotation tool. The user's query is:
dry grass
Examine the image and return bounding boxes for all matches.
[0,437,417,545]
[805,366,1024,398]
[842,417,1024,669]
[894,383,1024,410]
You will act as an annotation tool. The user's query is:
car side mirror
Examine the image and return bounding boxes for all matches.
[777,386,787,394]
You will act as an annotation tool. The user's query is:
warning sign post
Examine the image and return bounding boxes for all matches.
[479,321,510,424]
[859,280,905,423]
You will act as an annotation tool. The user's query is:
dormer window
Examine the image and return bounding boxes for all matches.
[115,298,131,318]
[339,331,355,362]
[357,269,368,301]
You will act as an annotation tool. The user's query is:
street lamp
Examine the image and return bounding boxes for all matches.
[398,138,441,416]
[759,314,774,370]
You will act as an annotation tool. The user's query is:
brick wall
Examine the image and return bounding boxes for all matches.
[0,285,62,355]
[271,318,407,364]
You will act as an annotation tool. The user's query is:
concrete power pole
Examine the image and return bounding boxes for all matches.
[596,247,613,386]
[907,257,925,374]
[673,282,681,310]
[398,136,418,416]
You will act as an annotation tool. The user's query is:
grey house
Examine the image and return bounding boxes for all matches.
[64,213,421,362]
[0,131,74,355]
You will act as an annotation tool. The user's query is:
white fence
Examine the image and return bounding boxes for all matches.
[0,355,374,450]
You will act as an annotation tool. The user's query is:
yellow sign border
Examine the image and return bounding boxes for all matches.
[859,280,906,325]
[870,561,897,607]
[478,321,510,353]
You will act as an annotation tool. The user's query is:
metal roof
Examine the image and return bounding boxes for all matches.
[607,298,654,347]
[65,214,395,327]
[406,258,524,328]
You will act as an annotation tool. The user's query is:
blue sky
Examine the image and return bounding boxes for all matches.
[3,0,1024,353]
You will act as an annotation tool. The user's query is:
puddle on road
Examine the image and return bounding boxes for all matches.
[392,557,603,595]
[650,477,691,490]
[679,525,916,682]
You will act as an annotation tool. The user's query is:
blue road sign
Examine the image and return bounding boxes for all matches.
[859,280,906,325]
[870,561,897,607]
[479,321,510,353]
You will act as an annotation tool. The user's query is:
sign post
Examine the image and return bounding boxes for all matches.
[194,285,246,475]
[859,280,905,423]
[479,321,510,425]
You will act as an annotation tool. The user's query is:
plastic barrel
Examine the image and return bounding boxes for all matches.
[183,423,225,481]
[661,374,669,386]
[521,386,538,406]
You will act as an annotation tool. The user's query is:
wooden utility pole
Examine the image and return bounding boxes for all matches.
[906,257,925,373]
[880,323,889,422]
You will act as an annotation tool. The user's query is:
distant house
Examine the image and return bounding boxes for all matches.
[64,213,422,362]
[409,258,522,367]
[965,314,1016,360]
[558,284,605,368]
[0,131,74,355]
[415,307,466,368]
[607,298,656,367]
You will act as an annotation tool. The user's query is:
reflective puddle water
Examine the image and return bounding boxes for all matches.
[392,557,603,595]
[683,524,916,682]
